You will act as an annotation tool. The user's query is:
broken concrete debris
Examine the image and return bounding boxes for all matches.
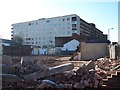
[2,56,120,88]
[23,63,74,80]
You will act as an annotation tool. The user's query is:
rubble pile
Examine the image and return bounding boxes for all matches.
[96,58,120,72]
[2,56,120,89]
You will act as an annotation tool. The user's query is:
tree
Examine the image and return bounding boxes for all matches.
[13,35,23,44]
[43,45,47,48]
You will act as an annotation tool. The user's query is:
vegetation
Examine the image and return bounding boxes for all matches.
[12,35,23,44]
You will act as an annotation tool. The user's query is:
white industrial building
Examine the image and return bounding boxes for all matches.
[12,14,80,48]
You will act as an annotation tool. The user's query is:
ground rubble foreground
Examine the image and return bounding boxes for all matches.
[1,55,120,89]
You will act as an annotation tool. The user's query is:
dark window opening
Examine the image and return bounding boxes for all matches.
[63,18,65,21]
[72,24,77,28]
[26,38,31,40]
[67,18,70,21]
[72,24,77,30]
[50,41,52,43]
[72,28,77,30]
[46,20,49,23]
[26,42,30,44]
[28,23,31,25]
[72,17,77,21]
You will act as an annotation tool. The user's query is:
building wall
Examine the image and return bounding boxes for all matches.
[0,38,2,55]
[11,14,107,48]
[12,14,80,47]
[109,44,118,60]
[3,46,32,56]
[80,19,107,40]
[80,42,108,60]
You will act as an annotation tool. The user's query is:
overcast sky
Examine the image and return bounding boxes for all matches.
[0,0,119,42]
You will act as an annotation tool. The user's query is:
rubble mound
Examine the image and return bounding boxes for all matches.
[2,56,120,89]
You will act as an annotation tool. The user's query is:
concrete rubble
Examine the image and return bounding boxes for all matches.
[23,63,74,80]
[2,55,120,89]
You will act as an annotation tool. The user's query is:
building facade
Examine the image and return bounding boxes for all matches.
[11,14,107,48]
[80,19,107,40]
[0,38,2,55]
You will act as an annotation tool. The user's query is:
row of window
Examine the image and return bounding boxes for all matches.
[28,18,70,26]
[46,17,70,23]
[80,22,103,35]
[25,31,71,41]
[25,40,53,45]
[28,22,71,27]
[26,37,49,40]
[28,17,77,26]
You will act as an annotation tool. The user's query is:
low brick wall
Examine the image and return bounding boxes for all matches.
[3,45,33,56]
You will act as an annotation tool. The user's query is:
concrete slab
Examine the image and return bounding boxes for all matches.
[23,63,74,80]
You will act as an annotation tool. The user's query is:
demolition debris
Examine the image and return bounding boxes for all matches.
[2,55,120,88]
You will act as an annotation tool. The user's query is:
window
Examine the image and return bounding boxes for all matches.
[36,22,38,25]
[63,18,65,21]
[26,42,31,44]
[72,28,77,30]
[72,24,77,30]
[72,17,77,21]
[26,34,28,37]
[49,37,52,39]
[26,42,28,44]
[46,20,49,23]
[49,41,52,43]
[28,23,31,25]
[67,27,70,29]
[67,18,70,21]
[32,42,34,44]
[67,31,70,34]
[58,23,61,26]
[43,37,45,40]
[32,38,34,40]
[72,24,77,27]
[26,38,31,40]
[67,22,70,25]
